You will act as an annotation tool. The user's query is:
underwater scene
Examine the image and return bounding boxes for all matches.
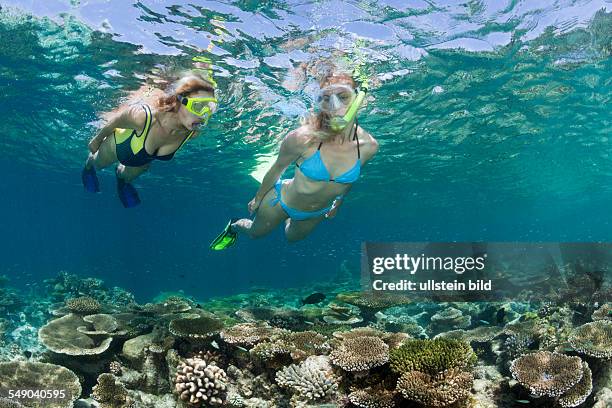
[0,0,611,407]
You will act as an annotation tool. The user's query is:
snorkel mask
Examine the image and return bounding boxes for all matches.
[318,83,367,132]
[177,95,218,125]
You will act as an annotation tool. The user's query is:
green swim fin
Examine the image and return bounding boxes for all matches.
[210,219,237,250]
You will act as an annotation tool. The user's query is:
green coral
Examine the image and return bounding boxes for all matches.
[389,339,476,375]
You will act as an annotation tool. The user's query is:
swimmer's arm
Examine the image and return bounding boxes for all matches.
[254,130,303,201]
[359,131,379,166]
[88,105,146,152]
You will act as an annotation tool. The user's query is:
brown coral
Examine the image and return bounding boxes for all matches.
[66,296,101,314]
[569,321,612,359]
[220,322,283,346]
[92,373,131,408]
[330,336,389,372]
[558,361,593,408]
[509,351,583,398]
[168,316,224,340]
[396,368,473,407]
[348,387,397,408]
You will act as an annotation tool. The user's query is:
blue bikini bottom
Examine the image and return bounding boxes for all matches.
[269,179,341,221]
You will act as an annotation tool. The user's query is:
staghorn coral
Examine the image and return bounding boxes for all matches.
[592,303,611,321]
[168,316,224,340]
[396,368,473,407]
[389,339,476,375]
[348,386,397,408]
[558,361,593,408]
[220,323,283,347]
[275,355,338,405]
[277,331,331,360]
[66,296,101,314]
[0,361,81,408]
[92,373,132,408]
[249,340,293,362]
[330,335,389,372]
[509,351,583,398]
[175,356,228,406]
[569,321,612,359]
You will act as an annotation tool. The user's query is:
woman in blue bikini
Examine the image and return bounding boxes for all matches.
[210,72,378,249]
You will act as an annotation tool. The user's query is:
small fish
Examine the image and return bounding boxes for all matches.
[302,292,326,305]
[210,340,219,350]
[574,310,584,315]
[564,347,575,352]
[496,308,506,324]
[515,400,530,404]
[236,346,248,352]
[479,320,490,325]
[304,320,315,326]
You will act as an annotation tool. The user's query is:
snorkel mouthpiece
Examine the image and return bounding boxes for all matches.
[329,89,366,132]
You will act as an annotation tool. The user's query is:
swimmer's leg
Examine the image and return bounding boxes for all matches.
[284,216,325,243]
[82,136,118,192]
[115,164,149,208]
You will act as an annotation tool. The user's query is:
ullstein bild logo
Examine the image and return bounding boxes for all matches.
[360,242,611,302]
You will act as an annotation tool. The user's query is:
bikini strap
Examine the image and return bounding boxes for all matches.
[354,119,360,159]
[139,104,153,138]
[178,130,194,150]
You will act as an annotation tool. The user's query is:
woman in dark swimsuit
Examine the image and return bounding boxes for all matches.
[82,72,217,207]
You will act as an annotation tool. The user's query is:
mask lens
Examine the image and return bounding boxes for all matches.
[191,101,207,114]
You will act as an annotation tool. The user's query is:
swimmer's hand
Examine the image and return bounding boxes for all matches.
[248,196,262,215]
[88,137,102,154]
[325,198,342,219]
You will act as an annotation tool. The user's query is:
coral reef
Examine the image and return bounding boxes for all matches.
[569,321,612,359]
[168,316,224,340]
[38,313,113,356]
[510,351,594,407]
[0,361,81,408]
[396,367,473,407]
[348,386,397,408]
[389,339,476,375]
[330,335,389,372]
[275,355,339,405]
[66,297,101,315]
[92,373,132,408]
[175,355,228,406]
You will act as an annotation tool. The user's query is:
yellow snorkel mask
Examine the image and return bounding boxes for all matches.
[177,95,218,125]
[325,61,369,132]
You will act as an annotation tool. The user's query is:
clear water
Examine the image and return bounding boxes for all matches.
[0,1,610,301]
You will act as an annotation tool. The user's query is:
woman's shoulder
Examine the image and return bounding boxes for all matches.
[284,125,317,147]
[356,126,379,157]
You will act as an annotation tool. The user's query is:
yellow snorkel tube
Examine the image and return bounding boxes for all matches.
[328,88,367,132]
[328,54,369,132]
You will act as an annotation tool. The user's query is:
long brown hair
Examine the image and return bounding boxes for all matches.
[156,72,215,112]
[304,72,356,140]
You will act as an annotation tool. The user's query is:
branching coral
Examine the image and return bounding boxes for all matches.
[509,351,583,398]
[66,296,101,314]
[348,386,397,408]
[275,355,338,404]
[389,339,476,375]
[396,368,473,407]
[174,356,228,406]
[330,336,389,372]
[569,321,612,359]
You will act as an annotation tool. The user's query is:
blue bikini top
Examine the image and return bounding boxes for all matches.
[295,122,361,184]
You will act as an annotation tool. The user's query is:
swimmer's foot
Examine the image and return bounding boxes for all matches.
[210,218,238,250]
[81,166,100,193]
[116,177,141,208]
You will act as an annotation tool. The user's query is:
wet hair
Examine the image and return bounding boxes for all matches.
[303,72,356,140]
[156,72,215,113]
